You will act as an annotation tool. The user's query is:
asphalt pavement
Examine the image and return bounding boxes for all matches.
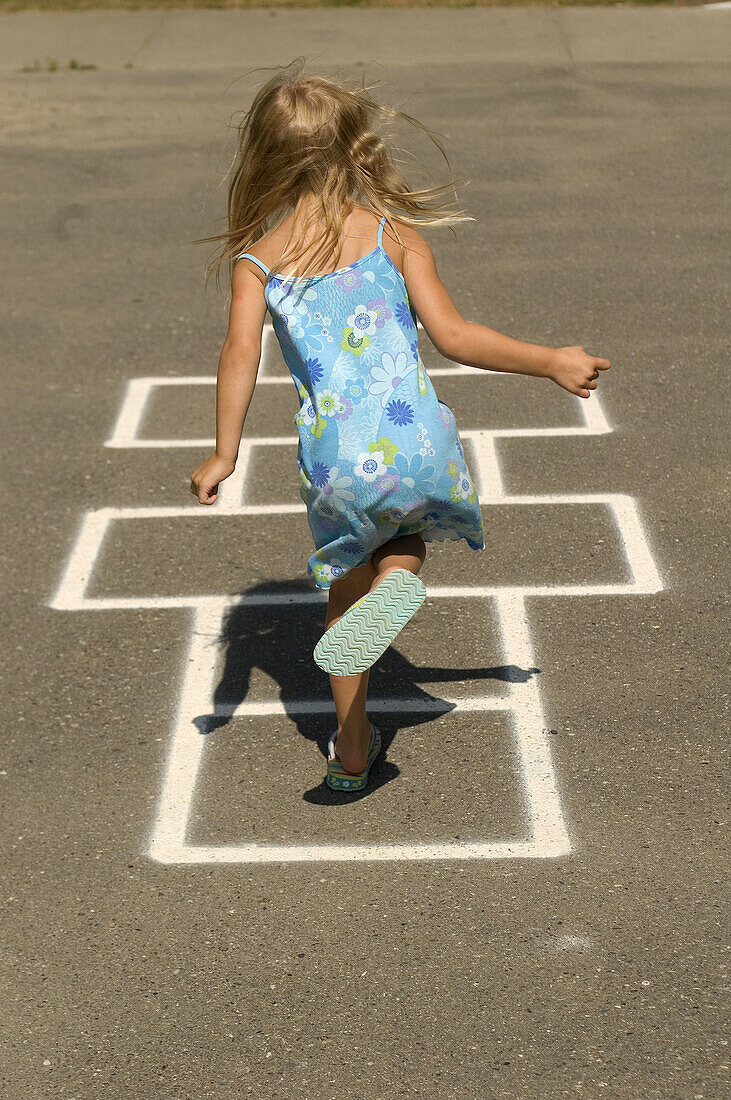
[1,8,729,1098]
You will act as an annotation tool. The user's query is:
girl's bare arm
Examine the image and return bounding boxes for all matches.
[396,225,610,398]
[189,260,267,504]
[213,261,268,462]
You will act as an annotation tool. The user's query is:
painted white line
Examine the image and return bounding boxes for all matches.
[152,840,565,864]
[49,583,663,614]
[607,493,662,593]
[496,590,568,852]
[215,695,515,718]
[149,602,225,858]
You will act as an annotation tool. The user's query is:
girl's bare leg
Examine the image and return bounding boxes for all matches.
[324,532,427,775]
[325,558,378,775]
[369,531,426,591]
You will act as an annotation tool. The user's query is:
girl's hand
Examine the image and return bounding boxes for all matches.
[547,345,611,398]
[189,453,236,505]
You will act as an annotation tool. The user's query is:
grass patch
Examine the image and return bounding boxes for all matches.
[19,56,98,69]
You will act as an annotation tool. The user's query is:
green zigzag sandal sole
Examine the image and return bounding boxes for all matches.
[326,723,382,791]
[314,567,426,676]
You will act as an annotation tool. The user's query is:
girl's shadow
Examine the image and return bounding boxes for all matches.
[194,579,540,802]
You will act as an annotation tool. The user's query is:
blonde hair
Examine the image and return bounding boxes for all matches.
[196,58,475,295]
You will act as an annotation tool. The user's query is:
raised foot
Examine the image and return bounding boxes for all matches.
[314,569,427,676]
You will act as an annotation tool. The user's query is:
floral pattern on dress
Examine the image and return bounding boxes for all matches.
[253,219,485,589]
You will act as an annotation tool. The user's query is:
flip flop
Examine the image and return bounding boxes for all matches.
[326,722,382,791]
[314,567,426,676]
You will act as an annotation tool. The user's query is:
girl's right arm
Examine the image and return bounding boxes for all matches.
[398,226,610,398]
[189,260,267,505]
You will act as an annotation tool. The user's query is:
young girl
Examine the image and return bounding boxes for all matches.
[190,68,610,793]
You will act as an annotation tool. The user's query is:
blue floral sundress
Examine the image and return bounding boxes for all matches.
[236,215,485,590]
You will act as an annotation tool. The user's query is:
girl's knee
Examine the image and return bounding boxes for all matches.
[372,529,427,571]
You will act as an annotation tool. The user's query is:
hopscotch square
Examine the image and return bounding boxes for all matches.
[202,593,509,709]
[186,710,526,849]
[85,512,313,599]
[136,382,218,443]
[72,499,639,604]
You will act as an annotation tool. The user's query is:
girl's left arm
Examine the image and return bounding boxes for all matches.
[190,261,267,505]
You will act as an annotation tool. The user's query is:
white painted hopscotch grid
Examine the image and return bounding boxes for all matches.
[50,324,663,863]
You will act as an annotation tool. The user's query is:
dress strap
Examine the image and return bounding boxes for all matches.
[377,215,387,249]
[236,252,271,278]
